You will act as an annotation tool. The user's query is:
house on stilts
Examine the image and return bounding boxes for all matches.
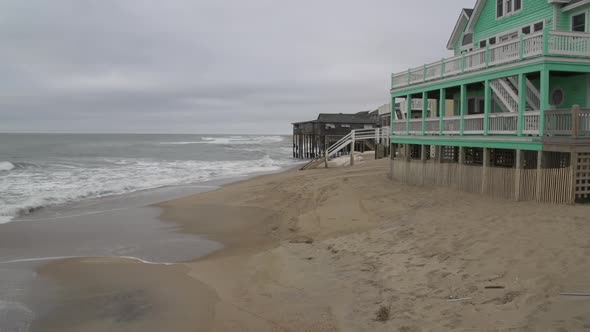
[390,0,590,204]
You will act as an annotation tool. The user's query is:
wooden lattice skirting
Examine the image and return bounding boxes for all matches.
[392,160,575,205]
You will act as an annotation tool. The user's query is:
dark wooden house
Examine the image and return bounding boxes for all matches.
[292,112,379,159]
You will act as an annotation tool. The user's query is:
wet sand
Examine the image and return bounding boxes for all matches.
[33,158,590,331]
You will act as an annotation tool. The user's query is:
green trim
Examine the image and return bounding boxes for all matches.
[439,88,446,135]
[518,73,526,136]
[540,69,550,136]
[406,95,412,134]
[391,62,546,97]
[422,91,427,135]
[460,84,466,135]
[389,135,543,151]
[484,80,491,136]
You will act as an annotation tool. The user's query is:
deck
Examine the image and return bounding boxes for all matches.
[391,30,590,91]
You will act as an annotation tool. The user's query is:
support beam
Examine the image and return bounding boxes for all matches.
[484,80,491,136]
[439,88,446,135]
[515,149,523,201]
[459,147,466,164]
[422,91,428,135]
[540,69,550,136]
[406,95,412,134]
[350,130,356,166]
[460,84,467,136]
[421,145,427,162]
[535,151,544,201]
[482,148,490,194]
[518,73,526,136]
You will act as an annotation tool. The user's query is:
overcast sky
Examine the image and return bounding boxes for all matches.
[1,0,475,134]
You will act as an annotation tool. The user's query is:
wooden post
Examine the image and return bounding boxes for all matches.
[460,84,466,136]
[324,136,329,168]
[439,88,446,135]
[482,148,489,194]
[536,151,544,201]
[421,145,427,162]
[572,104,581,138]
[350,130,356,166]
[484,80,491,136]
[570,151,578,204]
[517,73,526,137]
[515,149,522,201]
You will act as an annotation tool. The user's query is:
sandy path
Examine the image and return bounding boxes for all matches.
[37,158,590,331]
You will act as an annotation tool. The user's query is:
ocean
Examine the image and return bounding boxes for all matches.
[0,133,296,224]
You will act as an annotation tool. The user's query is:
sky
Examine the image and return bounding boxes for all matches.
[1,0,476,134]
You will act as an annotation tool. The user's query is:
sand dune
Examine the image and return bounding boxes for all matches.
[38,158,590,331]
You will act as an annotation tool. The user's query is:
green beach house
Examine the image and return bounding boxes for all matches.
[390,0,590,203]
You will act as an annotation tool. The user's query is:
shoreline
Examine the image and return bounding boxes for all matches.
[26,157,590,331]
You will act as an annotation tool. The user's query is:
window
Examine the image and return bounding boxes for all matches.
[497,0,504,18]
[467,97,484,115]
[498,0,522,18]
[340,124,351,128]
[462,33,473,46]
[522,26,531,35]
[572,13,586,32]
[489,37,497,45]
[325,124,335,129]
[534,22,544,32]
[480,40,487,48]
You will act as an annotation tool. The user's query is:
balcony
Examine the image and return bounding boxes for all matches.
[391,30,590,90]
[392,107,590,138]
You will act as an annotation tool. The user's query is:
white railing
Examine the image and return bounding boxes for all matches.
[549,31,590,56]
[409,119,422,134]
[523,110,541,135]
[488,112,518,134]
[424,118,440,134]
[464,48,487,72]
[523,32,543,57]
[391,30,590,90]
[392,122,406,135]
[443,56,462,76]
[489,39,520,66]
[443,116,461,134]
[463,114,485,134]
[391,112,541,136]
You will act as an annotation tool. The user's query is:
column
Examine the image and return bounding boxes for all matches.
[406,95,412,134]
[484,80,491,136]
[518,73,526,137]
[535,151,544,201]
[539,69,550,136]
[481,148,490,194]
[460,84,467,136]
[515,149,523,201]
[439,88,446,135]
[422,91,428,135]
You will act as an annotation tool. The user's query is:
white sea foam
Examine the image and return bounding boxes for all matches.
[0,161,15,171]
[0,155,289,223]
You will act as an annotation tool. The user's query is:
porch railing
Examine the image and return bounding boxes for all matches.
[391,107,590,138]
[545,106,590,137]
[391,30,590,90]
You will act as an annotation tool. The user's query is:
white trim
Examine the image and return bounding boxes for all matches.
[571,9,589,32]
[478,20,545,48]
[496,0,524,20]
[466,0,487,33]
[447,10,473,51]
[563,0,590,13]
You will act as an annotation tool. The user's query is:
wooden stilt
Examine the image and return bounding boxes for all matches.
[536,151,544,201]
[515,149,522,201]
[481,148,489,195]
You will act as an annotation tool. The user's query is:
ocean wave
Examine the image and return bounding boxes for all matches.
[159,141,202,145]
[0,155,291,223]
[0,161,15,171]
[193,136,285,145]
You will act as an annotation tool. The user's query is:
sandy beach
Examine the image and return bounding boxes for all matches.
[36,158,590,331]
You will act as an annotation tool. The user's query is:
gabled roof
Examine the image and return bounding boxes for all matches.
[447,8,475,50]
[316,113,376,124]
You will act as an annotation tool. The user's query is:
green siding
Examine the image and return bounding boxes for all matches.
[473,0,553,45]
[559,5,590,32]
[550,73,588,108]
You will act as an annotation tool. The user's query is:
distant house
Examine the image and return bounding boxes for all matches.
[292,112,379,159]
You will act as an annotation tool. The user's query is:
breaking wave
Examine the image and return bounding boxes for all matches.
[0,161,15,172]
[0,155,288,223]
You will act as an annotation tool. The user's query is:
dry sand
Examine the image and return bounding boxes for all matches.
[37,158,590,331]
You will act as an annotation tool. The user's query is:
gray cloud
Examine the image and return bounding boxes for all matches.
[0,0,475,134]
